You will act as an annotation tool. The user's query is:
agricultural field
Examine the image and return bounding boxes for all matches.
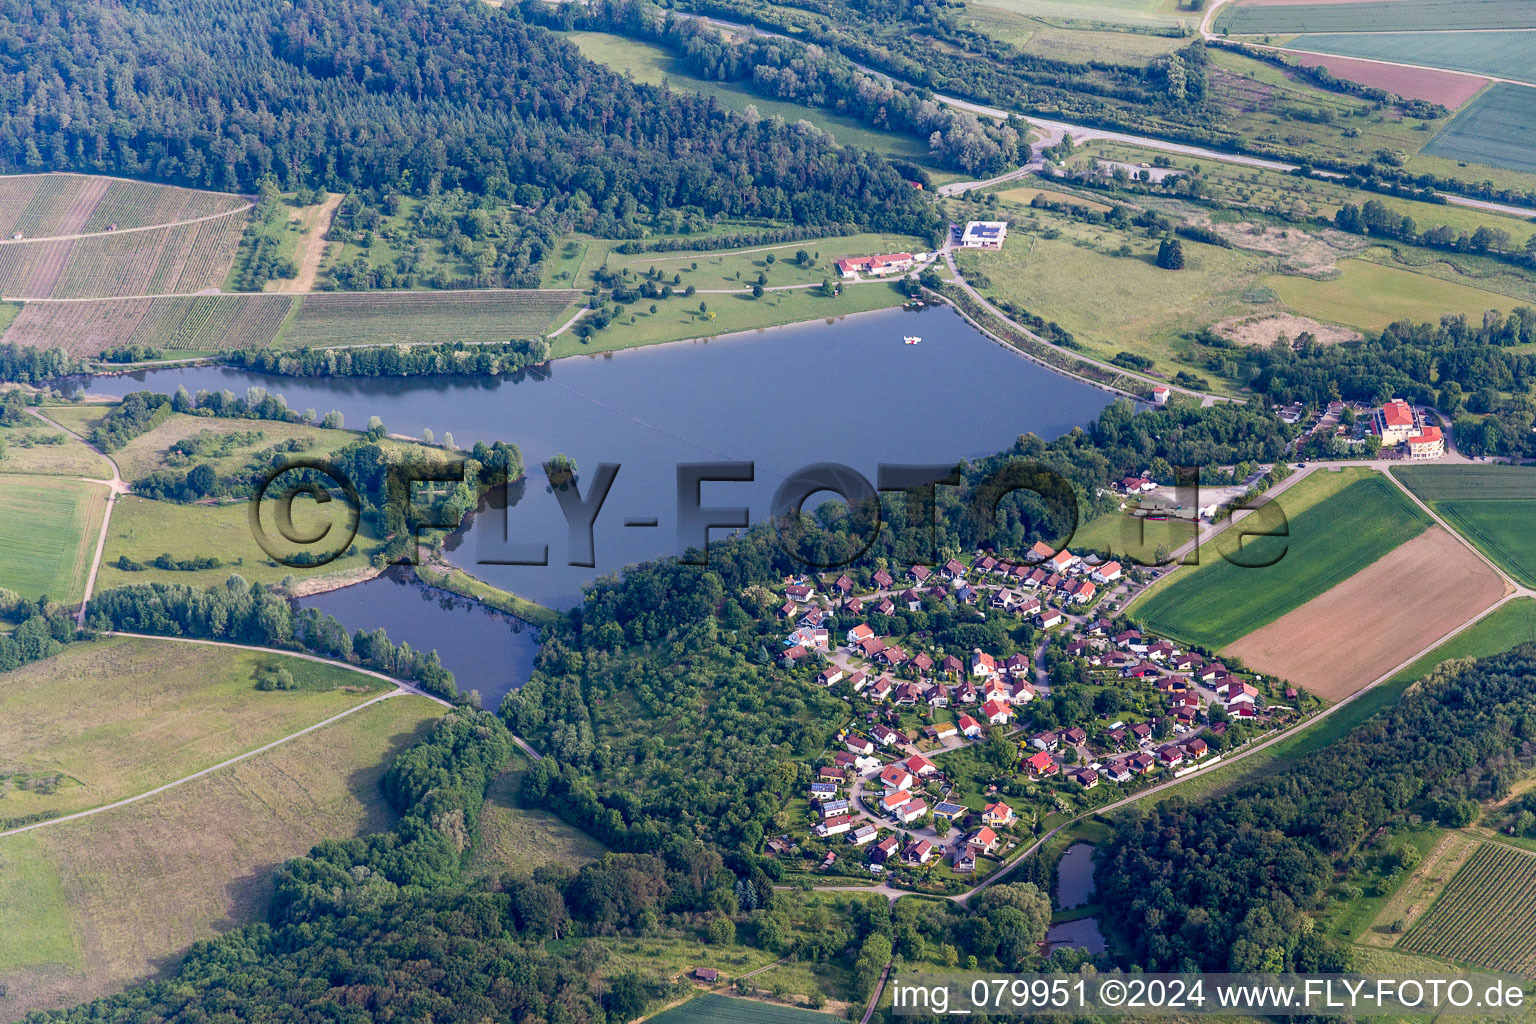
[467,756,608,879]
[648,994,840,1024]
[1224,525,1507,700]
[0,694,443,1019]
[0,635,391,823]
[1284,32,1536,86]
[1284,51,1487,107]
[1266,258,1526,332]
[0,416,111,478]
[0,213,248,299]
[277,290,579,348]
[1386,597,1536,685]
[0,174,247,239]
[1205,48,1451,168]
[1216,0,1536,35]
[1399,843,1536,974]
[2,294,295,356]
[0,475,108,603]
[1394,465,1536,587]
[995,186,1113,212]
[965,0,1187,30]
[1421,84,1536,175]
[1132,470,1432,648]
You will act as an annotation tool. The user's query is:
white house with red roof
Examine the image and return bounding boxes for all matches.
[982,801,1015,827]
[1220,680,1259,707]
[835,252,915,279]
[895,799,929,825]
[880,790,913,813]
[1407,424,1444,459]
[879,764,915,792]
[1091,560,1123,583]
[846,623,876,646]
[970,649,997,677]
[904,753,938,777]
[816,814,854,837]
[982,698,1013,725]
[957,713,983,738]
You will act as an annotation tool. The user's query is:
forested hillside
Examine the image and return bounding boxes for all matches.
[0,0,935,233]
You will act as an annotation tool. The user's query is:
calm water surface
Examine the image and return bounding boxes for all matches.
[294,568,538,710]
[1055,842,1097,909]
[83,306,1120,609]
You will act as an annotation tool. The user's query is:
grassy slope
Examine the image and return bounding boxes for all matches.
[0,418,112,479]
[1266,258,1527,332]
[0,475,108,603]
[0,695,444,1020]
[0,635,391,822]
[1132,470,1431,648]
[467,754,608,880]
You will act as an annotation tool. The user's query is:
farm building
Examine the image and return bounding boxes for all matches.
[961,221,1008,248]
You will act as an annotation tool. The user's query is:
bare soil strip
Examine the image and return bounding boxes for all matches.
[1226,526,1508,701]
[56,177,110,235]
[280,192,342,293]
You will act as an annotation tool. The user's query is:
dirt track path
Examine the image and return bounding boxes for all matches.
[0,203,254,247]
[279,192,342,292]
[27,407,126,626]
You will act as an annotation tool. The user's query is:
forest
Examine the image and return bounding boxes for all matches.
[0,0,935,236]
[1099,647,1536,973]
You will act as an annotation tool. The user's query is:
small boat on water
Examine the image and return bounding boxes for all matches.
[903,335,922,345]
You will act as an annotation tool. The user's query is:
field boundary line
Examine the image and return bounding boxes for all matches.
[1385,468,1525,597]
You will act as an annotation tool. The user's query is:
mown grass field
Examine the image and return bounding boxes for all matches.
[1400,843,1536,974]
[1285,33,1536,88]
[966,0,1186,30]
[607,232,931,291]
[953,207,1269,390]
[107,411,367,481]
[0,475,108,603]
[1217,0,1536,35]
[1132,470,1431,648]
[1071,509,1196,564]
[0,694,443,1020]
[0,635,390,822]
[98,495,384,590]
[1422,84,1536,176]
[1394,465,1536,587]
[467,755,607,880]
[0,418,111,478]
[1266,259,1525,332]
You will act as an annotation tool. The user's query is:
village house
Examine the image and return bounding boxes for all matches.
[1184,737,1209,759]
[835,252,916,278]
[1100,761,1132,783]
[1011,680,1037,704]
[849,823,878,845]
[867,676,894,702]
[1091,561,1123,583]
[954,680,978,704]
[780,646,810,668]
[982,801,1015,827]
[943,558,966,580]
[1130,722,1154,746]
[904,753,938,777]
[1031,730,1059,752]
[845,734,875,756]
[845,670,867,692]
[1220,680,1259,708]
[871,723,902,747]
[971,649,997,677]
[844,595,864,615]
[818,766,845,784]
[967,826,1000,856]
[873,569,894,589]
[1060,726,1088,748]
[1070,768,1099,788]
[1003,653,1030,678]
[941,654,965,678]
[818,666,844,688]
[809,782,837,800]
[894,681,922,705]
[896,799,929,824]
[983,698,1013,725]
[1371,398,1421,445]
[902,838,935,864]
[1063,579,1096,605]
[820,799,849,818]
[872,836,900,862]
[1025,750,1058,777]
[1036,608,1065,629]
[934,801,967,821]
[786,583,815,603]
[1158,746,1185,769]
[912,652,934,676]
[1125,751,1155,774]
[1407,424,1445,459]
[876,597,896,616]
[880,764,915,792]
[1026,540,1055,563]
[958,713,983,738]
[847,623,876,646]
[816,814,854,837]
[1152,385,1172,405]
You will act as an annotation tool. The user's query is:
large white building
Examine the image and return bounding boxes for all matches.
[1371,399,1420,445]
[961,221,1008,248]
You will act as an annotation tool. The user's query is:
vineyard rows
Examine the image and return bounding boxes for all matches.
[1,295,294,355]
[0,213,247,299]
[1399,843,1536,973]
[280,289,579,347]
[0,173,247,239]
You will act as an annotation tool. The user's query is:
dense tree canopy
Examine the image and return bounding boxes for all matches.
[0,0,935,235]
